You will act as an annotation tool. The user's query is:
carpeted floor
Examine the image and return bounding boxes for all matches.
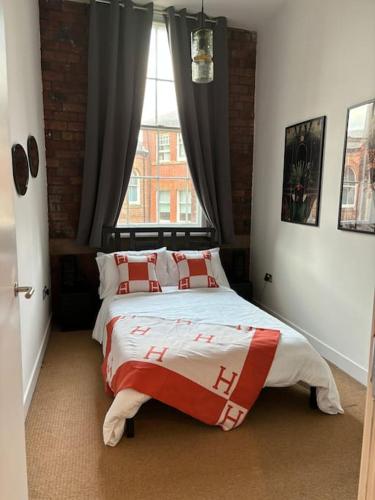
[25,330,365,500]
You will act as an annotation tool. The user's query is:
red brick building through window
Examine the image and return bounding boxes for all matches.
[118,128,201,226]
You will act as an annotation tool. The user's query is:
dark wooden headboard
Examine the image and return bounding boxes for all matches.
[101,226,217,253]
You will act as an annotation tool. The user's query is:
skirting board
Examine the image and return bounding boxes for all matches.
[254,300,368,386]
[23,314,52,418]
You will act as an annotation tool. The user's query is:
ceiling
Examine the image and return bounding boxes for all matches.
[76,0,286,30]
[143,0,286,30]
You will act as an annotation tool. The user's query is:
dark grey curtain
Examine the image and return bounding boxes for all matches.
[77,0,153,247]
[165,8,234,243]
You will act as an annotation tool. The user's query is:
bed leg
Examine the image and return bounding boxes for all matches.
[125,417,135,438]
[309,386,318,410]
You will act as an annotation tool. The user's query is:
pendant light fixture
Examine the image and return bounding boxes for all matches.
[191,0,213,84]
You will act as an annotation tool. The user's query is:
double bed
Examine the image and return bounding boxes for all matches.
[93,227,343,446]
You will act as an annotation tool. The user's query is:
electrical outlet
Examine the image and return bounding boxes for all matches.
[264,273,273,283]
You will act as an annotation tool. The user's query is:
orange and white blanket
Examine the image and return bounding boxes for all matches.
[103,314,280,432]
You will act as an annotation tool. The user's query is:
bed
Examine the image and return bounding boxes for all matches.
[94,227,343,446]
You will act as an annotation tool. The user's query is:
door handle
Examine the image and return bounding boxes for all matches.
[14,283,35,299]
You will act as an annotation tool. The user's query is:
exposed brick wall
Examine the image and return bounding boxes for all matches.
[40,0,256,246]
[40,0,89,239]
[228,29,256,237]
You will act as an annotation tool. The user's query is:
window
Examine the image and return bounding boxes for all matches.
[177,133,186,161]
[158,191,170,223]
[158,133,170,163]
[342,167,357,207]
[118,22,203,227]
[137,130,143,151]
[127,171,140,205]
[177,190,192,223]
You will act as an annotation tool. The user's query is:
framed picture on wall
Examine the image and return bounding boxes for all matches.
[338,99,375,235]
[281,116,326,226]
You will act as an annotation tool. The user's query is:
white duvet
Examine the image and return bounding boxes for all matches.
[93,287,343,446]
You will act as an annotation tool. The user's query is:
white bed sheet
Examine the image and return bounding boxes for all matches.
[93,287,343,446]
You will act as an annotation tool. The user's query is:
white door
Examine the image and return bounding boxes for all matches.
[0,5,28,500]
[357,295,375,500]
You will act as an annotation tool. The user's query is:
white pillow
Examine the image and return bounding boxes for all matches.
[166,248,230,288]
[96,247,168,299]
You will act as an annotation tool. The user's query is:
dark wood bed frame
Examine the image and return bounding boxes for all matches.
[101,225,216,252]
[101,226,318,439]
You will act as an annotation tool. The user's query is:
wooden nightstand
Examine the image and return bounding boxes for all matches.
[230,281,253,302]
[57,289,98,331]
[55,255,100,331]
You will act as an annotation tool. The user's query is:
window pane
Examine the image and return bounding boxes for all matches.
[141,79,156,126]
[128,186,136,203]
[180,191,190,203]
[157,80,179,127]
[127,174,139,204]
[156,24,174,80]
[177,133,186,161]
[158,191,170,223]
[178,190,192,222]
[147,27,156,78]
[159,191,170,202]
[158,132,170,162]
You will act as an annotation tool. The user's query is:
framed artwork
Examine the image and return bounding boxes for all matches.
[338,99,375,235]
[281,116,326,226]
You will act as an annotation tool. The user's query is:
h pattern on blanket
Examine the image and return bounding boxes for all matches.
[103,315,280,431]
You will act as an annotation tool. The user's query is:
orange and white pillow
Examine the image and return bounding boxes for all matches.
[114,253,162,295]
[172,251,219,290]
[167,248,229,287]
[96,247,168,298]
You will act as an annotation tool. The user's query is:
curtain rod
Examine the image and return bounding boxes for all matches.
[94,0,218,24]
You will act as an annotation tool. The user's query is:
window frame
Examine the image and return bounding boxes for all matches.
[117,21,205,229]
[177,190,193,223]
[177,132,186,162]
[157,132,171,163]
[157,190,171,224]
[127,170,141,205]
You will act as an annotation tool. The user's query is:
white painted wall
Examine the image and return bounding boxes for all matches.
[251,0,375,384]
[3,0,51,411]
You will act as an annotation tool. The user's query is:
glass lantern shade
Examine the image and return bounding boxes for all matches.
[191,27,213,84]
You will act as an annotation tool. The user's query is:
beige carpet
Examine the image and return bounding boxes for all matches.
[26,330,365,500]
